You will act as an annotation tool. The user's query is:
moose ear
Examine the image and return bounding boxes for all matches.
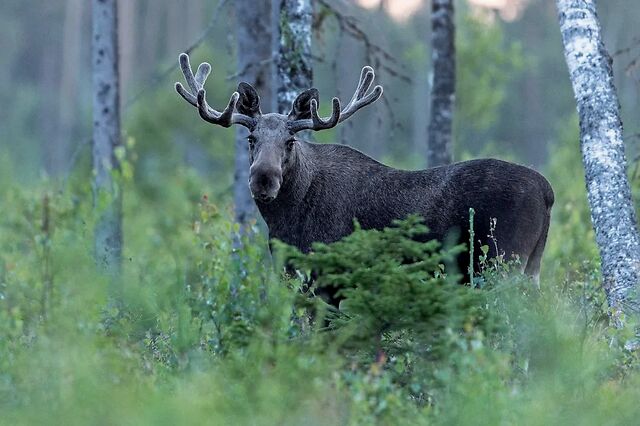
[288,88,319,120]
[237,82,261,117]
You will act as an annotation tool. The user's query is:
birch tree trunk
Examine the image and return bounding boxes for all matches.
[234,0,273,236]
[274,0,313,115]
[557,0,640,319]
[427,0,455,167]
[92,0,122,276]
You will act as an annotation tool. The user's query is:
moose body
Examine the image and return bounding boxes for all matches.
[256,140,553,278]
[176,53,554,281]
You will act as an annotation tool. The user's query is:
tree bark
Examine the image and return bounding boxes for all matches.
[234,0,273,236]
[92,0,122,276]
[141,0,162,77]
[427,0,455,167]
[274,0,313,115]
[557,0,640,318]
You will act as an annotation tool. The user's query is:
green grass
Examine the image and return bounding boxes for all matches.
[1,144,640,425]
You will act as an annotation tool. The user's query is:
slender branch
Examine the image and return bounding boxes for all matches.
[226,57,274,81]
[612,37,640,57]
[317,0,413,84]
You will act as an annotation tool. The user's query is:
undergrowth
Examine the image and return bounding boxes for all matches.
[1,160,640,425]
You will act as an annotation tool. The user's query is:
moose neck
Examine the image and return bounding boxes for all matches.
[255,141,314,223]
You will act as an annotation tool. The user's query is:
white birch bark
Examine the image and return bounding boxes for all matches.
[274,0,313,115]
[92,0,122,275]
[557,0,640,319]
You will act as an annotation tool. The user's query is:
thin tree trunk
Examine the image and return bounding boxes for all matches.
[92,0,122,276]
[557,0,640,321]
[427,0,455,167]
[274,0,313,115]
[56,0,84,177]
[234,0,273,237]
[118,0,135,100]
[141,0,162,77]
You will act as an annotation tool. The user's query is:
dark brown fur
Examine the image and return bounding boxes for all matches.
[254,139,554,281]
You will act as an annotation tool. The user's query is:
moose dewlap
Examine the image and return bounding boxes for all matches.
[176,53,554,282]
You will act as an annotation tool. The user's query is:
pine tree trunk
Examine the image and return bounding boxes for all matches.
[427,0,455,167]
[274,0,313,115]
[557,0,640,318]
[234,0,273,236]
[92,0,122,276]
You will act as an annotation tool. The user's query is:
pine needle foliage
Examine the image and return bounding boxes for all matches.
[276,216,501,365]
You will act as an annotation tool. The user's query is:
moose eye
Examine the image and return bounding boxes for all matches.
[247,135,256,148]
[286,139,295,151]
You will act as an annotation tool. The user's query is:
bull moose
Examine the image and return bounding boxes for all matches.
[175,53,554,284]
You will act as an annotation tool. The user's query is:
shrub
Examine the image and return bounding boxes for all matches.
[277,216,503,405]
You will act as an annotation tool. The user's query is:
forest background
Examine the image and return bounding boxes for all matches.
[1,0,640,424]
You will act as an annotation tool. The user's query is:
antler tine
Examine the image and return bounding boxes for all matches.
[197,90,238,127]
[175,82,197,106]
[352,66,375,104]
[286,65,382,134]
[194,62,211,88]
[311,98,341,129]
[288,97,341,133]
[179,53,199,94]
[175,53,256,129]
[339,66,383,123]
[175,53,212,108]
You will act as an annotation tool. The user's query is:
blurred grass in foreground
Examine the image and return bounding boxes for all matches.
[2,136,640,425]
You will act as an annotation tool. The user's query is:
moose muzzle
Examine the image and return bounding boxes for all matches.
[249,164,282,203]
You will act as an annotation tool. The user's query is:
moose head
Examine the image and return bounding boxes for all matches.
[175,53,383,203]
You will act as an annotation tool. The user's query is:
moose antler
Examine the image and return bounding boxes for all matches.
[175,53,256,129]
[288,66,383,133]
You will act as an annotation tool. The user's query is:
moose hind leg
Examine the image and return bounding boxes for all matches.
[524,213,551,288]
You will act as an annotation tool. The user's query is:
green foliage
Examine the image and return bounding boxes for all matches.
[2,154,640,425]
[545,117,598,268]
[276,217,504,407]
[124,45,237,202]
[456,15,526,141]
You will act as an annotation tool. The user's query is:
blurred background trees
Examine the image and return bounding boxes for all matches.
[2,2,640,421]
[0,0,639,262]
[233,0,272,236]
[557,0,640,324]
[91,0,122,276]
[427,0,456,166]
[1,0,638,182]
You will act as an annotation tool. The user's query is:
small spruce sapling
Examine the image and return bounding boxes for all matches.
[275,216,499,361]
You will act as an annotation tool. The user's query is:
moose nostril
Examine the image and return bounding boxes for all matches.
[259,174,271,187]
